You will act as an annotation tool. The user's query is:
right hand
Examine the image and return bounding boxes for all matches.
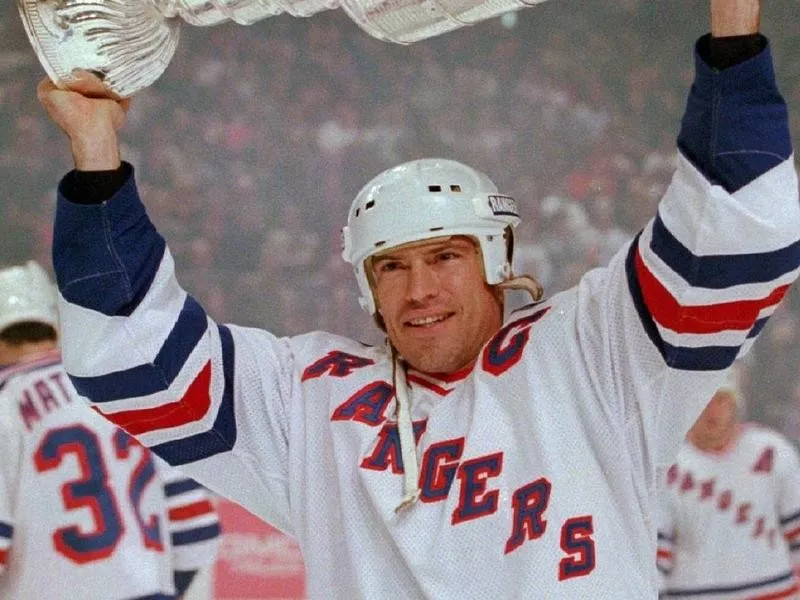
[37,71,131,171]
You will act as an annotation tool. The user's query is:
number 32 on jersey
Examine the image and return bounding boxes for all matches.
[34,425,163,564]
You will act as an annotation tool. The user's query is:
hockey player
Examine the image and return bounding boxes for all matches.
[658,373,800,599]
[36,0,799,597]
[0,261,221,599]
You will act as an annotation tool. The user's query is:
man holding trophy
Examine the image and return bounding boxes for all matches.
[33,0,800,597]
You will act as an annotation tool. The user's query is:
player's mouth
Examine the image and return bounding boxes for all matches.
[404,312,455,329]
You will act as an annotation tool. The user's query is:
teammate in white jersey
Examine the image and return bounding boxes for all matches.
[35,0,800,597]
[657,374,800,599]
[0,261,221,599]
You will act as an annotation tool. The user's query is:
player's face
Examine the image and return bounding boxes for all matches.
[370,236,503,374]
[689,390,738,450]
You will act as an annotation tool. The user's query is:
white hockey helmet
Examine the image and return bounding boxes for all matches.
[0,261,59,334]
[341,158,520,314]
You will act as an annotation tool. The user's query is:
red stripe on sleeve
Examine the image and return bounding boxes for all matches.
[103,362,213,435]
[635,250,789,334]
[784,526,800,540]
[169,499,215,522]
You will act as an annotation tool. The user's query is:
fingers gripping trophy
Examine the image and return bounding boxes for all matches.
[17,0,549,97]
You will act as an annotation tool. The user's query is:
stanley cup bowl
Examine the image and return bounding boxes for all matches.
[17,0,551,97]
[16,0,180,97]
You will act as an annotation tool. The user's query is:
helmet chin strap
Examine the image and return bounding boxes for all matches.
[391,344,421,513]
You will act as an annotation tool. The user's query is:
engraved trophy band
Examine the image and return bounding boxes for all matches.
[17,0,549,97]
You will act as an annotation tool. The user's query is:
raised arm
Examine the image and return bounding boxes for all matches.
[576,0,799,473]
[711,0,760,37]
[38,74,298,532]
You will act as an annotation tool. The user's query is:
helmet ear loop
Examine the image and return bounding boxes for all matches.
[496,276,544,303]
[495,226,544,303]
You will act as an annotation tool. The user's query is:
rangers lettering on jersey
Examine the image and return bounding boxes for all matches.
[322,341,595,563]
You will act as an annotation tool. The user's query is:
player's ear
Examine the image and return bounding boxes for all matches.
[489,283,505,305]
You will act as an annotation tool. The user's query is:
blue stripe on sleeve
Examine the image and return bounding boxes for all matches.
[625,234,665,357]
[164,479,203,497]
[780,509,800,526]
[650,215,800,288]
[0,521,13,539]
[677,39,791,193]
[748,317,769,339]
[171,523,222,547]
[653,343,737,371]
[153,325,237,466]
[53,165,166,317]
[624,239,739,371]
[69,295,208,403]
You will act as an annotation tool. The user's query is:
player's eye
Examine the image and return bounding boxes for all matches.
[436,251,460,262]
[377,260,404,273]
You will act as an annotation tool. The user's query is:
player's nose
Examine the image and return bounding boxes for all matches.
[405,261,439,305]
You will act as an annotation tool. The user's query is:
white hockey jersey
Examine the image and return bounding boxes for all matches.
[0,350,221,600]
[51,43,800,598]
[658,425,800,599]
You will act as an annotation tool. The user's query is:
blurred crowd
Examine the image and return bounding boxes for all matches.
[2,1,800,440]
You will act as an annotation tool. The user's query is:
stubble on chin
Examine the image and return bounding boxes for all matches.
[400,339,474,374]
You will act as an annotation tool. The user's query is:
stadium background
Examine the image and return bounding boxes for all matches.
[1,0,799,597]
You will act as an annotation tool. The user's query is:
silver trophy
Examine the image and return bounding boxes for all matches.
[17,0,549,97]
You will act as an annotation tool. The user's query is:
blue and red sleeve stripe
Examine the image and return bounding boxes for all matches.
[625,43,797,372]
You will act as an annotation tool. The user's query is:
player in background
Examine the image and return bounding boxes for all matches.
[657,369,800,599]
[35,0,800,597]
[0,261,221,599]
